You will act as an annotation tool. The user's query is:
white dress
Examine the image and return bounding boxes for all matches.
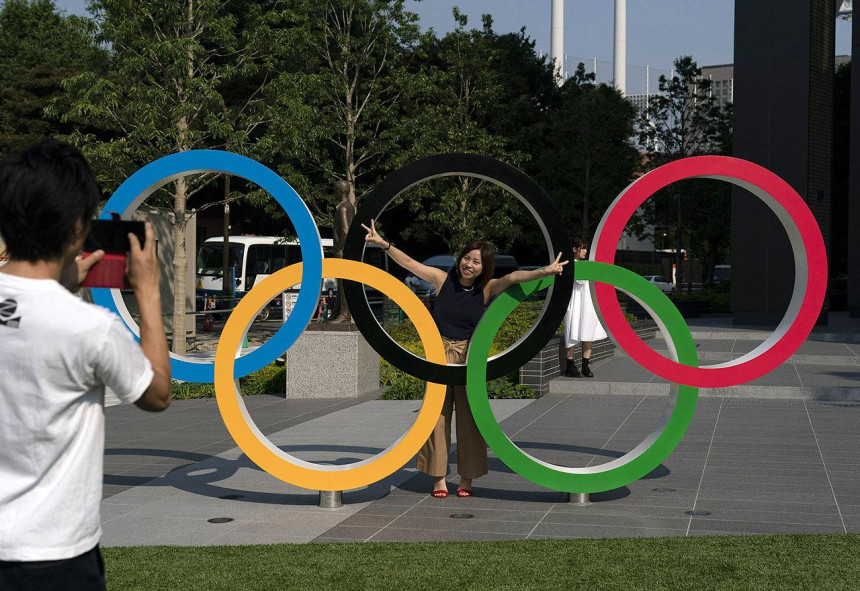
[563,280,608,347]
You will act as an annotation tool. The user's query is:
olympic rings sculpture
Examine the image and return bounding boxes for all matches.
[96,151,827,495]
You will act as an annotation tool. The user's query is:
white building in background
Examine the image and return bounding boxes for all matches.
[702,64,734,109]
[626,93,650,113]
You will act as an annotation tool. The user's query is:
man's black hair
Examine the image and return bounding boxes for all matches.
[0,138,100,262]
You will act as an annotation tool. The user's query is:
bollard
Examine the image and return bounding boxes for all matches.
[567,492,591,505]
[318,490,342,509]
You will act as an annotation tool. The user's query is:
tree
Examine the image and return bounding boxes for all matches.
[53,0,306,355]
[533,64,639,241]
[297,0,421,226]
[389,11,527,253]
[638,56,730,291]
[0,0,106,154]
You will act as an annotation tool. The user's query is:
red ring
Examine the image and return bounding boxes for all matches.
[591,156,827,388]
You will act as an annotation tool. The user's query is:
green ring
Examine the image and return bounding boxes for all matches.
[466,261,699,493]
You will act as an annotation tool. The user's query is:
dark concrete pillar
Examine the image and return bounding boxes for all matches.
[849,12,860,317]
[732,0,834,325]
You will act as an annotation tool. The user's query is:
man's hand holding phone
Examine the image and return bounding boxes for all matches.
[126,222,160,297]
[81,218,146,289]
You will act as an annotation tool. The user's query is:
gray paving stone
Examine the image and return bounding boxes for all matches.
[97,352,860,546]
[539,511,690,530]
[369,528,526,542]
[530,523,686,539]
[337,513,400,528]
[843,515,860,532]
[686,519,845,535]
[686,509,844,526]
[403,505,547,523]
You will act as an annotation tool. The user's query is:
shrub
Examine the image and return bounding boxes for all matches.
[378,304,551,400]
[171,362,286,399]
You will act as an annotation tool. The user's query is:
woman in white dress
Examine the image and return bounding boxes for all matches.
[563,237,607,377]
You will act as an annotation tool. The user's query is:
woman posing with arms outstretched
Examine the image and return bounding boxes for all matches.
[363,220,567,498]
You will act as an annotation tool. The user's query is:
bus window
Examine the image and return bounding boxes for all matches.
[197,243,244,277]
[286,245,303,265]
[246,244,274,288]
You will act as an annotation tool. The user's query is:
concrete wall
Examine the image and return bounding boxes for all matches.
[849,14,860,317]
[121,207,197,336]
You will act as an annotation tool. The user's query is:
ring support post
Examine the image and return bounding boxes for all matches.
[318,491,342,509]
[567,492,591,505]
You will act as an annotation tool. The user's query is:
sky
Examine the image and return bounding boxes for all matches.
[56,0,853,94]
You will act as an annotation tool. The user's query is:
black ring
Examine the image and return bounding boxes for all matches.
[343,153,573,385]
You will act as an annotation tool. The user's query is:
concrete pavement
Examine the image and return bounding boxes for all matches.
[99,313,860,545]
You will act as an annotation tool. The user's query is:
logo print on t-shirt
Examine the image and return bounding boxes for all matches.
[0,298,20,329]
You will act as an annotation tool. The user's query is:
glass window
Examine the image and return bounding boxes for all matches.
[197,243,244,277]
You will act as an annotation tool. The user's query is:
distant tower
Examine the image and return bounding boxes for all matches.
[614,0,627,95]
[551,0,564,82]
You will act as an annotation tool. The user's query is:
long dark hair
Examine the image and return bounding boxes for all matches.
[454,240,495,290]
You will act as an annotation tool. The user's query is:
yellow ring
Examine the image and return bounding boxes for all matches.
[214,258,447,491]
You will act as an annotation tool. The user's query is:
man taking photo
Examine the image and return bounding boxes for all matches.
[0,139,172,590]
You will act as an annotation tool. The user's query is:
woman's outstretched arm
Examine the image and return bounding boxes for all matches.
[486,252,568,300]
[362,219,448,293]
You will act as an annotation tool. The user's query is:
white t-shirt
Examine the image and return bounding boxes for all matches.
[0,273,154,561]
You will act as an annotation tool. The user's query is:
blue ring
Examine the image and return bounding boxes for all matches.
[91,150,322,382]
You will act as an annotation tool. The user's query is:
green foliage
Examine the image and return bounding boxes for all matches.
[486,378,536,399]
[49,0,311,355]
[392,11,525,253]
[0,0,106,154]
[378,304,552,400]
[170,380,216,400]
[241,363,287,395]
[171,362,285,399]
[637,56,733,288]
[673,288,730,314]
[294,0,423,229]
[53,0,302,190]
[530,63,640,241]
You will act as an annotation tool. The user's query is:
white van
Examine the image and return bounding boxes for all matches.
[195,236,387,317]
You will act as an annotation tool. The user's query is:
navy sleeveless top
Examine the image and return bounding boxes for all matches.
[433,273,486,340]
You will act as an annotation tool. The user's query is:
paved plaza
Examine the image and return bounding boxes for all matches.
[100,313,860,546]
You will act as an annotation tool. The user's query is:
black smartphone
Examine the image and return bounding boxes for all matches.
[84,219,146,253]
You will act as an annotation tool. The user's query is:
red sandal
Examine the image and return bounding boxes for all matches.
[456,488,473,498]
[432,489,448,498]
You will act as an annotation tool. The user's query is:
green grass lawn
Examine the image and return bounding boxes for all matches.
[104,534,859,590]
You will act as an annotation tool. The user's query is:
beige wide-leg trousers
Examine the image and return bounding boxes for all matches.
[416,337,488,479]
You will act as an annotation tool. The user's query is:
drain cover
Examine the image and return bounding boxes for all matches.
[652,487,677,493]
[207,517,234,524]
[450,514,474,519]
[219,494,244,500]
[685,510,712,516]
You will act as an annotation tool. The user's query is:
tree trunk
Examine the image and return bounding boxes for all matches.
[172,175,189,355]
[171,2,194,356]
